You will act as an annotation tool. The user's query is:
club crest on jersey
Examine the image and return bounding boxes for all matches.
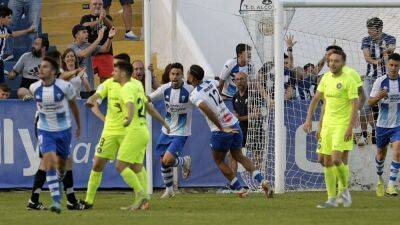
[56,93,62,100]
[182,95,186,101]
[336,83,342,89]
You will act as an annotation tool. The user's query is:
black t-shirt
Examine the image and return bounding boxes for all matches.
[232,89,249,145]
[80,14,113,54]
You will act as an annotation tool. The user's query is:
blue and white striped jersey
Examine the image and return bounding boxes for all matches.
[370,75,400,128]
[0,26,12,60]
[30,79,76,132]
[150,82,194,136]
[190,79,238,132]
[361,33,396,78]
[219,58,253,98]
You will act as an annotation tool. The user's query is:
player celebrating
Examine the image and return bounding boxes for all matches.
[29,57,81,213]
[368,53,400,197]
[187,64,271,198]
[149,63,193,198]
[303,50,358,208]
[114,61,169,210]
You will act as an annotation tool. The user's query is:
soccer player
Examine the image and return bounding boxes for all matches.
[114,61,169,210]
[149,62,193,198]
[303,50,358,208]
[368,53,400,197]
[187,64,272,198]
[29,57,81,213]
[218,43,253,99]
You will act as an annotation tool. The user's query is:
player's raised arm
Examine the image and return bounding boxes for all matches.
[145,102,170,133]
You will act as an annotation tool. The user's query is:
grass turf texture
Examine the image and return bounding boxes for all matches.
[0,191,399,225]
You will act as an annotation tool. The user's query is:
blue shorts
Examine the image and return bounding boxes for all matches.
[210,123,243,152]
[376,126,400,149]
[38,128,72,160]
[155,133,188,157]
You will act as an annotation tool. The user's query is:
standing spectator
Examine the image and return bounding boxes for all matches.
[68,24,115,89]
[81,0,114,83]
[60,48,91,99]
[360,17,395,144]
[294,66,312,100]
[0,5,34,83]
[5,0,41,59]
[0,83,10,99]
[232,72,250,147]
[132,59,160,90]
[218,43,253,99]
[103,0,138,40]
[8,35,49,98]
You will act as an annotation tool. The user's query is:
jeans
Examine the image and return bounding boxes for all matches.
[6,0,42,55]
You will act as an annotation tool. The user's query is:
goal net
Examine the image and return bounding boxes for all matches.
[239,1,400,191]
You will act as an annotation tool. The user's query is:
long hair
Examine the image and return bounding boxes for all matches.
[161,63,172,84]
[61,48,79,72]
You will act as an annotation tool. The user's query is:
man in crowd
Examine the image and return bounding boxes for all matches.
[0,83,10,99]
[132,59,160,90]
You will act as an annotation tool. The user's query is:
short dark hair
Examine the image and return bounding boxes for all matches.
[326,45,343,52]
[303,63,315,71]
[284,53,288,59]
[236,43,251,57]
[170,62,184,72]
[329,49,347,62]
[43,56,60,73]
[367,17,383,28]
[189,65,204,81]
[0,6,12,18]
[45,50,61,66]
[0,83,10,92]
[37,35,50,51]
[115,61,133,78]
[114,53,131,63]
[388,53,400,62]
[72,24,87,38]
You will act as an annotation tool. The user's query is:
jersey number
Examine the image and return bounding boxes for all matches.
[208,89,223,106]
[137,98,146,118]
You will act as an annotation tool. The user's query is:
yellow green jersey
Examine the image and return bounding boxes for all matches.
[342,66,363,88]
[317,69,358,127]
[96,78,126,135]
[121,79,148,130]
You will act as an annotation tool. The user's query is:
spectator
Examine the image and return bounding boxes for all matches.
[0,5,34,83]
[81,0,114,83]
[304,63,319,94]
[103,0,138,40]
[60,48,91,99]
[218,43,253,99]
[232,72,250,147]
[113,52,130,64]
[161,63,172,84]
[0,83,10,99]
[132,59,160,90]
[8,35,49,97]
[68,24,115,89]
[294,66,312,100]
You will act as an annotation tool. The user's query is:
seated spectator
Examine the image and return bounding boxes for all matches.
[81,0,114,83]
[68,24,115,89]
[113,53,130,64]
[103,0,138,40]
[161,63,172,84]
[132,59,160,90]
[60,48,91,99]
[0,83,10,99]
[8,35,49,96]
[0,5,35,84]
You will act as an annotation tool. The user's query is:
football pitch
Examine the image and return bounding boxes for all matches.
[0,191,399,225]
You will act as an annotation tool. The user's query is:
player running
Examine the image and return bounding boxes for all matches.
[148,62,193,198]
[187,64,272,198]
[368,53,400,197]
[113,61,169,210]
[29,57,81,213]
[303,50,358,208]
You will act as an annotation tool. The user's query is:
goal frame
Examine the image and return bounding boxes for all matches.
[273,0,400,194]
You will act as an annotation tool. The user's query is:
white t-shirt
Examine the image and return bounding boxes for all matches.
[150,82,194,136]
[189,79,238,132]
[219,58,253,97]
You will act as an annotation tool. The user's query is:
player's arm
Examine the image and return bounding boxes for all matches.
[303,91,323,133]
[124,102,134,127]
[218,61,232,94]
[345,99,358,141]
[368,80,388,106]
[316,99,325,140]
[145,102,170,133]
[91,101,105,122]
[198,101,224,131]
[357,86,366,109]
[68,98,81,138]
[86,93,101,108]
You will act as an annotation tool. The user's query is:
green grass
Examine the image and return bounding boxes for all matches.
[0,191,399,225]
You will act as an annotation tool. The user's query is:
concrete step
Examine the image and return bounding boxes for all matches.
[42,0,142,18]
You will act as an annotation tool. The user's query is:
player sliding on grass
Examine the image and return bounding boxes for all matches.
[148,62,193,198]
[303,50,358,208]
[368,53,400,197]
[187,64,272,198]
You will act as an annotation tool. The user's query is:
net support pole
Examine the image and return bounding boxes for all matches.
[144,0,153,195]
[282,0,400,8]
[273,0,285,194]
